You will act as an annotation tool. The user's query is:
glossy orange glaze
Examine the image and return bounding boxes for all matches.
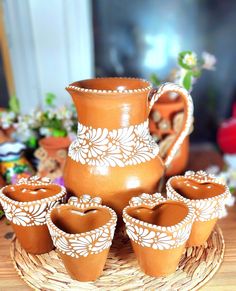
[60,249,109,281]
[150,93,190,176]
[131,242,186,277]
[64,78,191,218]
[64,157,164,218]
[50,205,111,234]
[3,184,62,202]
[171,177,225,199]
[12,224,54,254]
[127,201,189,227]
[67,79,150,130]
[187,219,217,246]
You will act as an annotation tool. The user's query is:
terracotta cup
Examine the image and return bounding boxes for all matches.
[0,176,66,254]
[166,170,233,246]
[123,193,195,277]
[46,195,117,281]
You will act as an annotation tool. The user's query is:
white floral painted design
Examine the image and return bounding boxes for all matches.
[68,120,159,167]
[166,170,233,222]
[123,193,195,250]
[46,195,117,258]
[0,177,66,226]
[129,193,164,207]
[152,232,175,250]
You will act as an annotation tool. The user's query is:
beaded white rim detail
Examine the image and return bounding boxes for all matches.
[166,170,234,222]
[68,119,159,167]
[66,77,152,94]
[149,83,194,167]
[123,193,195,250]
[0,176,66,226]
[46,195,117,258]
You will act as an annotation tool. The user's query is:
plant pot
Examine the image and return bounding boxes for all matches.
[166,170,233,246]
[123,193,194,277]
[46,195,117,281]
[36,137,71,183]
[39,137,71,158]
[0,176,66,254]
[149,92,192,176]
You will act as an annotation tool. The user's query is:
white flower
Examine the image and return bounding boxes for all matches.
[202,52,217,71]
[0,111,16,129]
[183,52,197,67]
[39,127,51,136]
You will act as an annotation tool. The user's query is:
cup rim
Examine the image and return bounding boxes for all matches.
[123,198,195,233]
[166,172,230,203]
[0,183,66,207]
[66,77,152,94]
[46,202,117,239]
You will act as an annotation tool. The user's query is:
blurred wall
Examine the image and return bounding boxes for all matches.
[2,0,94,111]
[93,0,236,142]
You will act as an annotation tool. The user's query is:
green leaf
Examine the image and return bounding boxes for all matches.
[52,129,67,137]
[150,74,161,86]
[182,71,193,91]
[26,136,38,149]
[192,69,201,78]
[9,95,20,114]
[45,93,56,107]
[229,186,236,194]
[0,210,4,219]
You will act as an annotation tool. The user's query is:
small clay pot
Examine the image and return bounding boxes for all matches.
[39,137,71,158]
[0,176,66,254]
[46,195,117,281]
[123,193,195,277]
[166,170,233,246]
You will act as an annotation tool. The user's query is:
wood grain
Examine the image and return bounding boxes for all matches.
[0,205,236,290]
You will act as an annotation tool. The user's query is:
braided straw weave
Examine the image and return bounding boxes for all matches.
[10,226,224,291]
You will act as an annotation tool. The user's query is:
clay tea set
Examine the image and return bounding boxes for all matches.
[0,78,234,284]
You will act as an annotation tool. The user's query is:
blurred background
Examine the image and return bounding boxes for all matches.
[0,0,236,143]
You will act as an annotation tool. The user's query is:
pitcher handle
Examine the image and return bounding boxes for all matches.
[148,82,193,168]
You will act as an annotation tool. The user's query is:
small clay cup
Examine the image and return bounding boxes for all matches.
[0,176,66,254]
[166,170,233,246]
[46,195,117,281]
[123,193,195,277]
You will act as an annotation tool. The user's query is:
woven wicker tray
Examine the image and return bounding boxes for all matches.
[10,225,225,291]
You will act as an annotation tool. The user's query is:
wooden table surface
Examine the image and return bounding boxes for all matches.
[0,207,236,291]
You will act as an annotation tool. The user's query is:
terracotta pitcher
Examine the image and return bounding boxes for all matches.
[64,78,193,217]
